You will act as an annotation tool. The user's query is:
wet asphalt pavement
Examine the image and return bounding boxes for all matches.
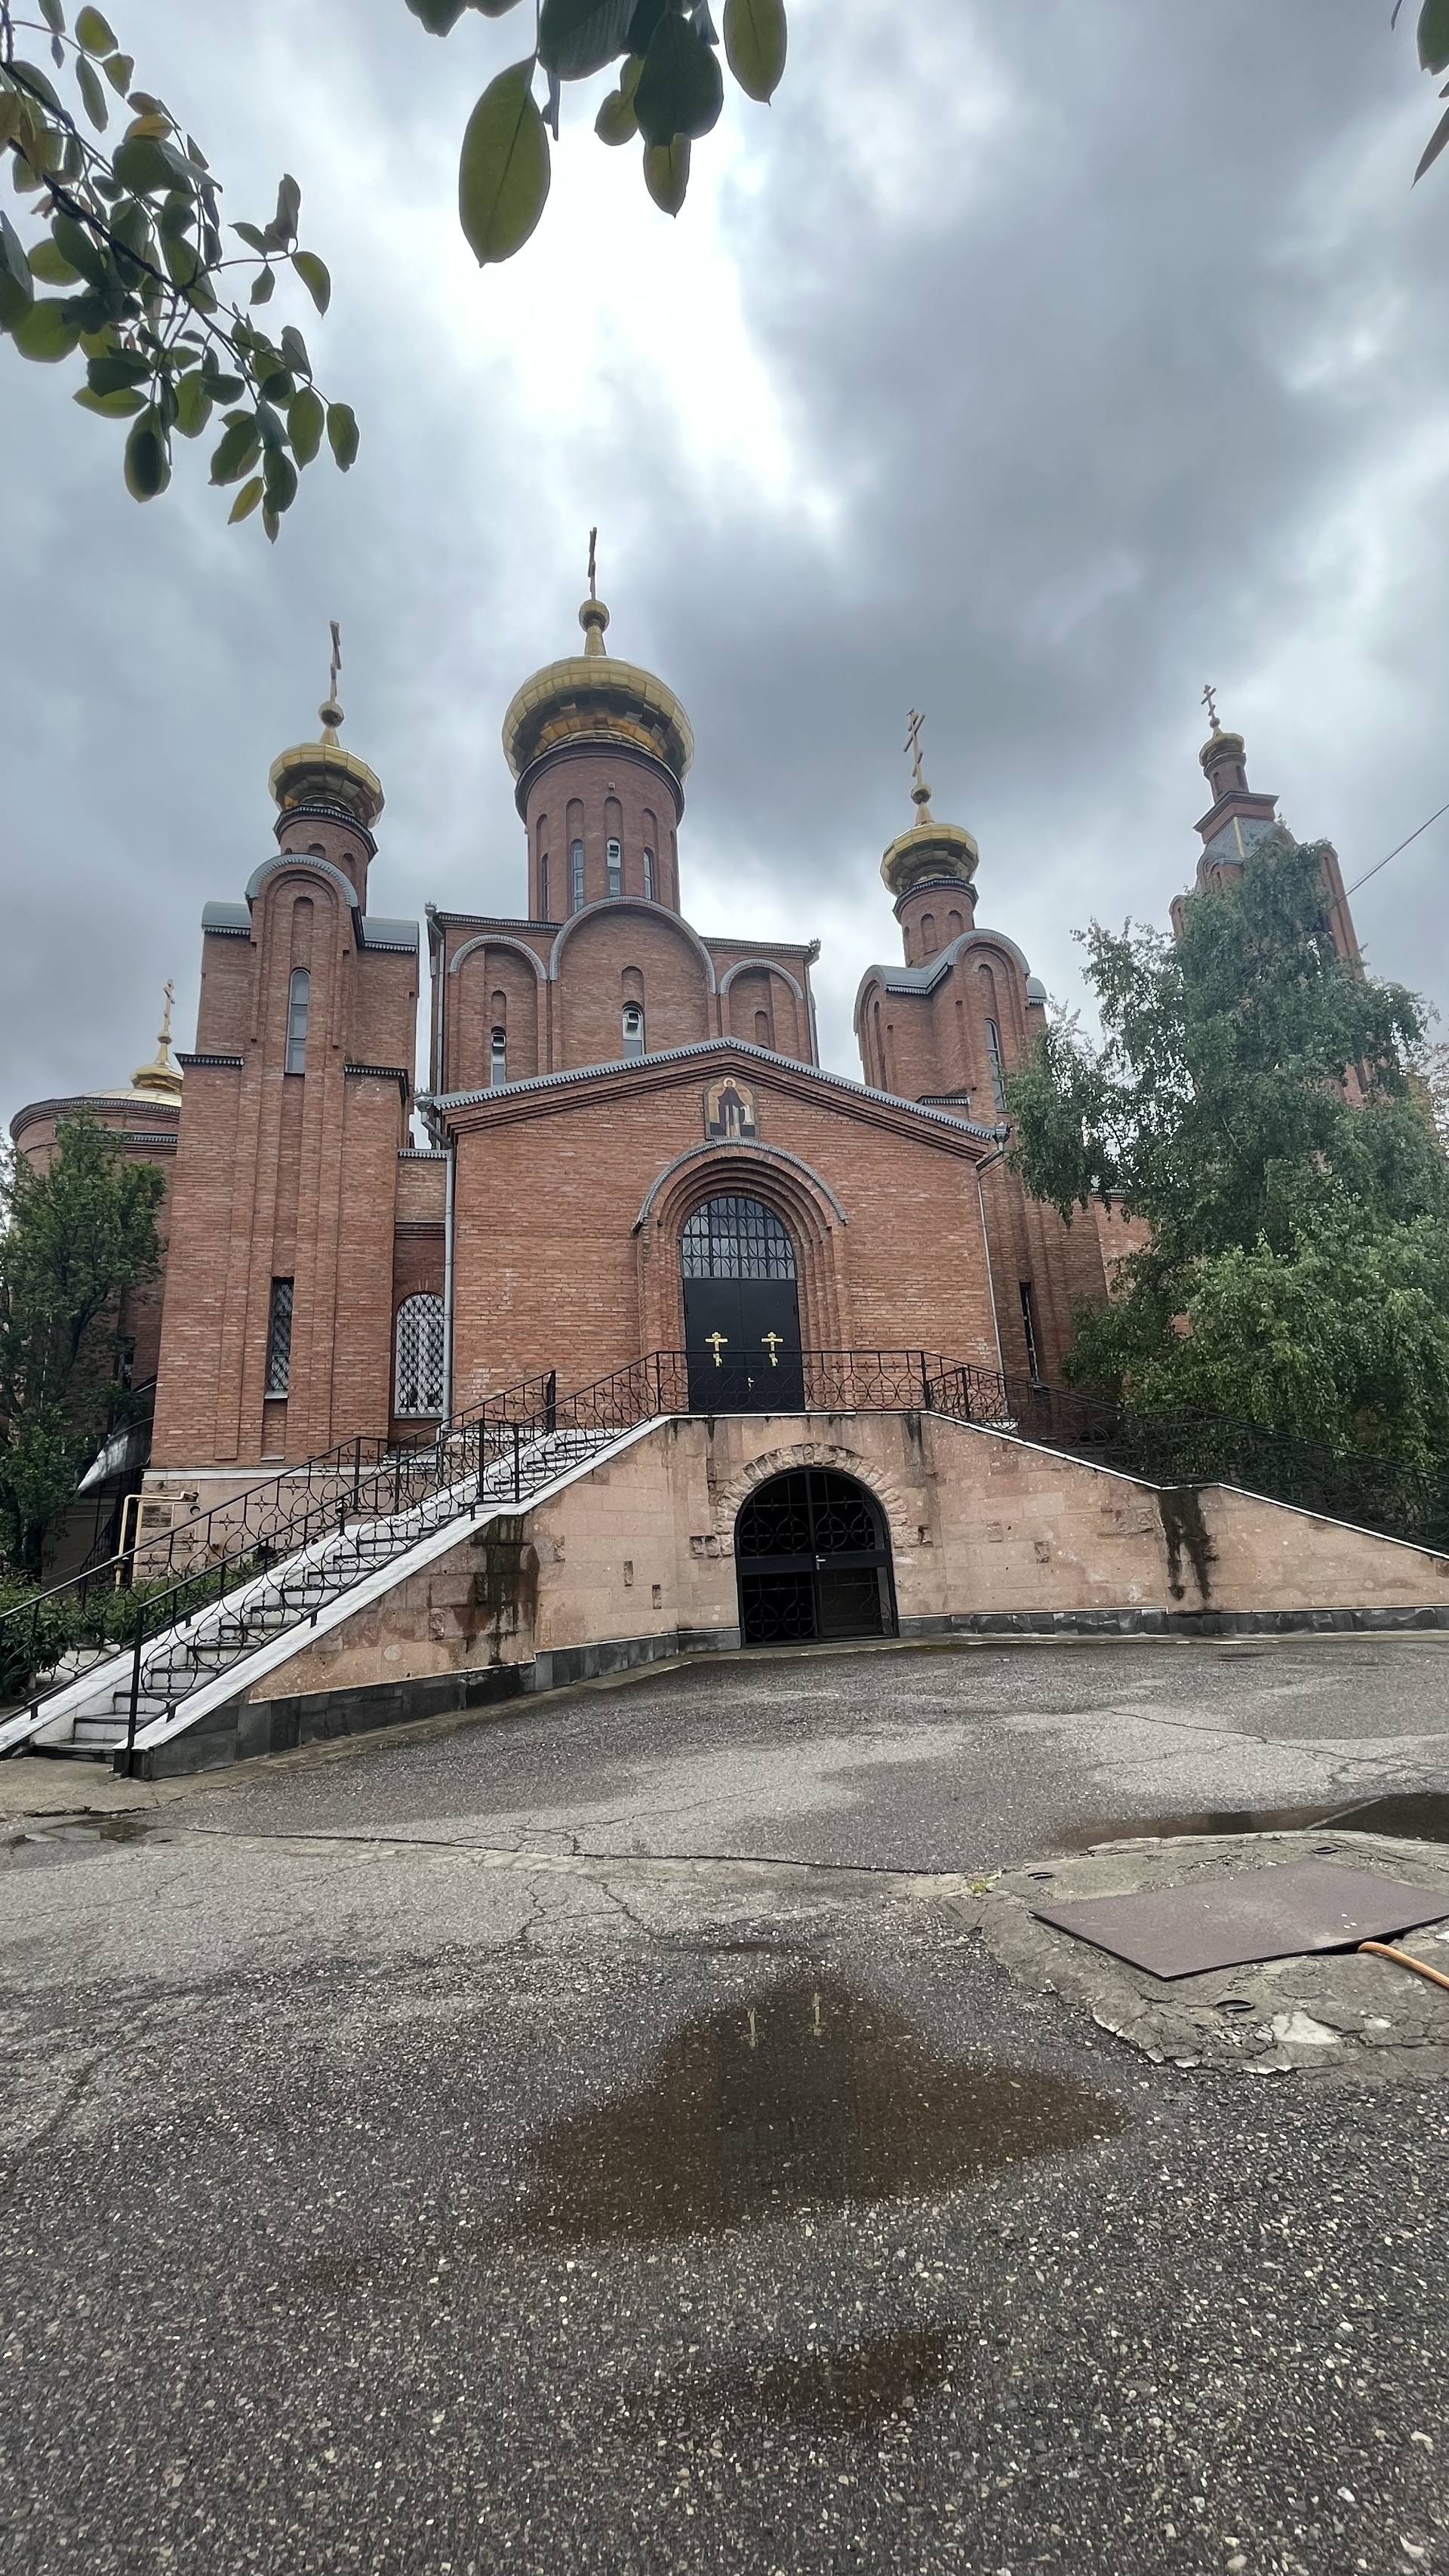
[2,1634,1448,2574]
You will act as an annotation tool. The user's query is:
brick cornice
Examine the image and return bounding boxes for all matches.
[423,1038,1002,1158]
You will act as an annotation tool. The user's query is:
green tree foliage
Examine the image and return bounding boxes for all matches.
[411,0,787,265]
[0,0,355,534]
[1008,831,1449,1461]
[1398,0,1449,178]
[0,1109,164,1579]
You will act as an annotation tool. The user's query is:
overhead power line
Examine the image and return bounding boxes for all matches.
[1343,799,1449,898]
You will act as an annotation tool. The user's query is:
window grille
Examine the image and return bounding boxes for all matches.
[622,1002,645,1060]
[265,1277,294,1396]
[607,839,623,897]
[1019,1279,1042,1382]
[285,968,310,1074]
[985,1016,1006,1111]
[681,1195,796,1281]
[395,1292,446,1417]
[643,847,655,900]
[571,839,585,912]
[491,1026,507,1086]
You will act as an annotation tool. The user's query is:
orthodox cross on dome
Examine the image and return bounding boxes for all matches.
[320,619,344,737]
[1201,680,1220,736]
[160,978,174,1043]
[903,707,933,819]
[587,526,598,601]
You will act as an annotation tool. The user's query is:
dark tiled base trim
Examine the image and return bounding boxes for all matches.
[897,1605,1449,1640]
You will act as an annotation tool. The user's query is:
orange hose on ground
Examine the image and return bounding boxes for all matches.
[1358,1940,1449,1996]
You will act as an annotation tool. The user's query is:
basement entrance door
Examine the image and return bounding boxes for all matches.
[735,1469,897,1645]
[682,1195,804,1411]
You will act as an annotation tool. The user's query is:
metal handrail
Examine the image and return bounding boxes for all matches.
[5,1344,1448,1724]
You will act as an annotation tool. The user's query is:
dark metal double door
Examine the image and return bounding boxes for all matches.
[684,1278,804,1412]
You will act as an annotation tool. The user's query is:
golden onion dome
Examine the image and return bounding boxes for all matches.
[269,691,384,833]
[501,593,694,811]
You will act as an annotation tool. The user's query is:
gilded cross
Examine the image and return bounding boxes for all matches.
[1201,681,1219,733]
[706,1331,728,1365]
[587,526,598,601]
[329,620,342,703]
[761,1331,783,1366]
[903,707,927,796]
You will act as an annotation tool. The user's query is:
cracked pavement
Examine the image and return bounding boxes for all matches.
[2,1633,1448,2573]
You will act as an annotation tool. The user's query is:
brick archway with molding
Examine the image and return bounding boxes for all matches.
[634,1144,851,1358]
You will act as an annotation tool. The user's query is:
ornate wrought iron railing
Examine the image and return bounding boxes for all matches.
[3,1346,1446,1721]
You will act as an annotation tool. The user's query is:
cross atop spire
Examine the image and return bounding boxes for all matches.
[587,525,598,602]
[320,619,343,739]
[1201,680,1220,737]
[903,708,933,820]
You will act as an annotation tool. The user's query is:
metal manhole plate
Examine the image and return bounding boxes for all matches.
[1031,1858,1449,1982]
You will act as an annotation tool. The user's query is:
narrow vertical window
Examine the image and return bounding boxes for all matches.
[621,1002,645,1060]
[985,1016,1006,1111]
[570,839,585,912]
[643,846,655,901]
[491,1026,507,1087]
[395,1292,446,1418]
[539,853,549,921]
[606,838,623,897]
[285,967,310,1074]
[1019,1281,1042,1383]
[266,1278,294,1396]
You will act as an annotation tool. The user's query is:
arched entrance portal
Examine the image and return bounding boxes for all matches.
[735,1470,897,1645]
[682,1195,804,1411]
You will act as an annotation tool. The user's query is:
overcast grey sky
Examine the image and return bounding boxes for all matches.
[2,0,1447,1125]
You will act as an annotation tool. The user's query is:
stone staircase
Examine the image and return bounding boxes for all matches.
[4,1420,623,1765]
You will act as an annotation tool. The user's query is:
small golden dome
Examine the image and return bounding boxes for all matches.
[881,815,980,903]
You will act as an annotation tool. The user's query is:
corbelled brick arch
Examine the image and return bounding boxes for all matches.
[633,1141,851,1356]
[445,933,545,1091]
[707,1436,913,1560]
[719,956,808,1058]
[549,899,717,1070]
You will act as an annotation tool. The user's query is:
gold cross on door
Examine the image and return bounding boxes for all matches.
[706,1331,728,1366]
[761,1331,784,1366]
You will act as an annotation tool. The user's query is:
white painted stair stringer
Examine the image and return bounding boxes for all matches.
[124,1414,666,1757]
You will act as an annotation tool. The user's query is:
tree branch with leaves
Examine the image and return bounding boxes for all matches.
[0,0,356,534]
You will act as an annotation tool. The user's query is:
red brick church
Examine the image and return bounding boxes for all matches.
[14,588,1354,1500]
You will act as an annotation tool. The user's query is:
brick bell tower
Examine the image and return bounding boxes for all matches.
[151,639,420,1476]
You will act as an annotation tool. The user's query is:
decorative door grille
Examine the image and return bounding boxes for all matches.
[681,1195,796,1281]
[395,1292,446,1417]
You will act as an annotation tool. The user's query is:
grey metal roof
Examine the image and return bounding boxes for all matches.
[202,902,251,937]
[422,1036,1004,1141]
[360,917,419,954]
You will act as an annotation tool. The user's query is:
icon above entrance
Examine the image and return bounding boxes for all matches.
[681,1194,804,1412]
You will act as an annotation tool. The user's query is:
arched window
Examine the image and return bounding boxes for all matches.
[681,1196,796,1280]
[570,839,585,912]
[607,838,623,897]
[643,847,655,900]
[622,1002,645,1060]
[285,968,310,1074]
[395,1292,446,1418]
[921,911,937,955]
[539,853,550,920]
[491,1026,507,1086]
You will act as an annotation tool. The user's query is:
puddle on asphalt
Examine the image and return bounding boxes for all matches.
[664,2330,952,2433]
[2,1814,163,1869]
[512,1972,1124,2245]
[1054,1790,1449,1854]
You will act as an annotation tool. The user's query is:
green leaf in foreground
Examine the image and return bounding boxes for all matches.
[538,0,636,82]
[0,214,35,330]
[325,399,359,468]
[9,297,83,361]
[642,131,690,214]
[228,472,263,523]
[1419,0,1449,72]
[124,404,171,499]
[635,10,724,146]
[458,58,551,265]
[288,382,325,463]
[291,248,331,314]
[723,0,786,102]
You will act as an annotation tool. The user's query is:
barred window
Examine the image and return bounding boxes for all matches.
[681,1195,796,1281]
[571,839,585,913]
[622,1002,645,1060]
[395,1292,446,1417]
[285,968,310,1074]
[607,838,623,897]
[265,1277,294,1396]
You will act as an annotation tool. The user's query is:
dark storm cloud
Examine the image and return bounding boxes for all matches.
[2,0,1445,1126]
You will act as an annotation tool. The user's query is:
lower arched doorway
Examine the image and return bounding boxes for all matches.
[734,1469,897,1645]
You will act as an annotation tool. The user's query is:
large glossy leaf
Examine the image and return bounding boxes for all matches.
[1414,94,1449,177]
[635,10,721,144]
[539,0,635,78]
[458,60,551,266]
[26,235,79,284]
[75,54,108,128]
[1420,0,1449,71]
[124,406,171,500]
[722,0,785,100]
[209,417,261,484]
[642,131,690,213]
[326,399,359,469]
[74,5,118,49]
[288,383,325,463]
[405,0,469,24]
[112,130,189,195]
[227,474,263,523]
[9,295,82,359]
[173,367,212,436]
[291,249,331,314]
